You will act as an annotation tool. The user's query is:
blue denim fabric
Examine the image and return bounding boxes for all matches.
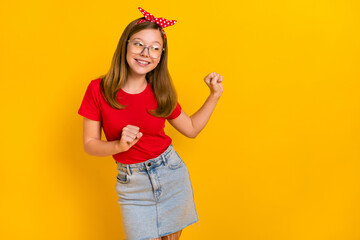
[115,144,199,240]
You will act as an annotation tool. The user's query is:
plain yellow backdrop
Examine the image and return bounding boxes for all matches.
[1,0,359,239]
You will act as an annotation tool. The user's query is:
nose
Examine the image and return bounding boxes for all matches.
[140,47,150,57]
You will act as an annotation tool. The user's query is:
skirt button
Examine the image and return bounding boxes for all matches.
[147,162,152,167]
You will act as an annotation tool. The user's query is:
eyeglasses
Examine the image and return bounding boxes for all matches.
[127,39,164,59]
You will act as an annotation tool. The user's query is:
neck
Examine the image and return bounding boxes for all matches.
[123,72,148,94]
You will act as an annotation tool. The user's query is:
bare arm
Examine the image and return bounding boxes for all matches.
[168,72,224,138]
[82,117,142,156]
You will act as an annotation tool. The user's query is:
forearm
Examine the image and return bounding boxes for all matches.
[190,93,220,137]
[84,139,122,157]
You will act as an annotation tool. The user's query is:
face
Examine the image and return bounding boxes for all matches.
[126,29,164,78]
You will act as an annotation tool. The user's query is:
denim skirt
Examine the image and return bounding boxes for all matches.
[114,144,199,240]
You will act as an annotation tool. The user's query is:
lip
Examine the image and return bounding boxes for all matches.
[135,58,150,63]
[134,58,151,67]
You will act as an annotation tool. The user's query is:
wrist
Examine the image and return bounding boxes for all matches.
[209,92,221,101]
[115,141,123,153]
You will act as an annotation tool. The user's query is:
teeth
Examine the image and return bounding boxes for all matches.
[136,59,149,64]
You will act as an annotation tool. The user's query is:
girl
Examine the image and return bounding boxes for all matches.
[78,7,223,240]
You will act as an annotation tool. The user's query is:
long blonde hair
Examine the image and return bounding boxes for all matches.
[98,17,178,118]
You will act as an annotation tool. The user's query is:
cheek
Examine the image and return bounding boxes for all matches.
[154,59,161,66]
[152,61,160,70]
[126,53,131,64]
[126,50,135,60]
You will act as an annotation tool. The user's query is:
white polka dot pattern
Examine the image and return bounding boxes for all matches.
[136,7,177,42]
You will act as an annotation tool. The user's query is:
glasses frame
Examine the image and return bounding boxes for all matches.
[127,39,165,59]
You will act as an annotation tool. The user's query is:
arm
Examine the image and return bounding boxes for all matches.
[168,72,224,138]
[82,117,142,156]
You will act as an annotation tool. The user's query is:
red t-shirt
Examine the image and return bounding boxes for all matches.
[78,78,182,164]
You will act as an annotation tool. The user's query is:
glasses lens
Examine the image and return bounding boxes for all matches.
[149,46,162,58]
[128,40,143,54]
[129,40,162,58]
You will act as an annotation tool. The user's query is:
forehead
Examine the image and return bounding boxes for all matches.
[130,29,163,45]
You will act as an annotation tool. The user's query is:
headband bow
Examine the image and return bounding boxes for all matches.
[136,7,177,42]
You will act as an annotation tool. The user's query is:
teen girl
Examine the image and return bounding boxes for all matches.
[78,7,223,240]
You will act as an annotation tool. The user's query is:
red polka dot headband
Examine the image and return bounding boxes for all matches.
[136,7,177,43]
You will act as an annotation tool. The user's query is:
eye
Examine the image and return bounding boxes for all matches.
[134,41,144,46]
[151,46,161,51]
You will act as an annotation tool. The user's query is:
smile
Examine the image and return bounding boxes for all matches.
[135,59,150,65]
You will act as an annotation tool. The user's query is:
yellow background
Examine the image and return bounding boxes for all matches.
[1,0,359,239]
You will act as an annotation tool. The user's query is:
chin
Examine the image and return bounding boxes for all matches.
[135,66,157,75]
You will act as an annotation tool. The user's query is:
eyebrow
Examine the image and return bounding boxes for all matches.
[132,38,161,45]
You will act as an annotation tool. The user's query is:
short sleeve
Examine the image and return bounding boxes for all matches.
[78,80,102,121]
[166,102,182,120]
